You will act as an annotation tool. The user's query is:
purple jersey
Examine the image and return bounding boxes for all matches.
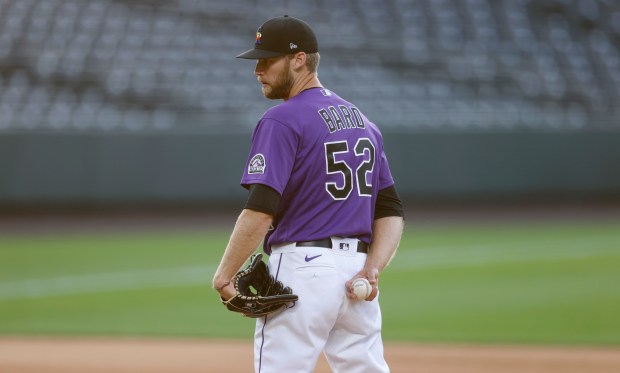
[241,88,395,254]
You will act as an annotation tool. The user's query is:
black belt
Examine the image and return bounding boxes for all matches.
[296,238,368,254]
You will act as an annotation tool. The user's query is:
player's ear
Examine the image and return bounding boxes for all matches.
[291,52,307,70]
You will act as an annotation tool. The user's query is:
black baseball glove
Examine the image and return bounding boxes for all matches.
[222,253,298,318]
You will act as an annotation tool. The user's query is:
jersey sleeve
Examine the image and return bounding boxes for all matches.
[377,145,395,191]
[241,118,299,194]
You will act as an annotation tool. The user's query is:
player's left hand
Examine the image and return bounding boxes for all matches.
[215,281,236,301]
[218,254,299,318]
[346,267,379,301]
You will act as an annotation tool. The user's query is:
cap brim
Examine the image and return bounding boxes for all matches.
[236,48,286,59]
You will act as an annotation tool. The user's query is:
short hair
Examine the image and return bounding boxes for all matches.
[288,52,320,73]
[305,52,320,73]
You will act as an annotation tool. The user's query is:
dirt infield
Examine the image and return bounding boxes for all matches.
[1,338,620,373]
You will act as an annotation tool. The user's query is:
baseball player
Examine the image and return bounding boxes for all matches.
[212,15,404,373]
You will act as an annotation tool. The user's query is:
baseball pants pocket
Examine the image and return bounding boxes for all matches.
[254,250,340,373]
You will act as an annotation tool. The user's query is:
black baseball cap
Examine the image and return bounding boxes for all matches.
[236,15,318,59]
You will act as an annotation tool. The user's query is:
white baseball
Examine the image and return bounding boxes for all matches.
[352,278,372,300]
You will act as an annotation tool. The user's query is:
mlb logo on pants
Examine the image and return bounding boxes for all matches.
[339,243,350,251]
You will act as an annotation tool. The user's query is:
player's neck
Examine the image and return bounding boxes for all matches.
[286,74,321,101]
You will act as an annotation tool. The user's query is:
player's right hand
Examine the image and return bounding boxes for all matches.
[345,267,379,301]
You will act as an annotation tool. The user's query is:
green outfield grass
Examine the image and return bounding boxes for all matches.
[1,219,619,345]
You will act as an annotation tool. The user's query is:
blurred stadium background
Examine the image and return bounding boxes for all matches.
[1,0,620,371]
[0,0,619,206]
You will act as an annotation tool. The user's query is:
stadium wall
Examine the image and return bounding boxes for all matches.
[1,132,619,208]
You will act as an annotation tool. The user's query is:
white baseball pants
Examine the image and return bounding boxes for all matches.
[254,238,389,373]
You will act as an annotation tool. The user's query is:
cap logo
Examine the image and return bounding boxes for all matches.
[255,29,262,45]
[290,43,298,50]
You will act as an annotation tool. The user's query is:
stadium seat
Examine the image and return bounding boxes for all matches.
[0,0,618,133]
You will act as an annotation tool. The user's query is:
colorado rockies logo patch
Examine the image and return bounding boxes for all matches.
[248,154,266,174]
